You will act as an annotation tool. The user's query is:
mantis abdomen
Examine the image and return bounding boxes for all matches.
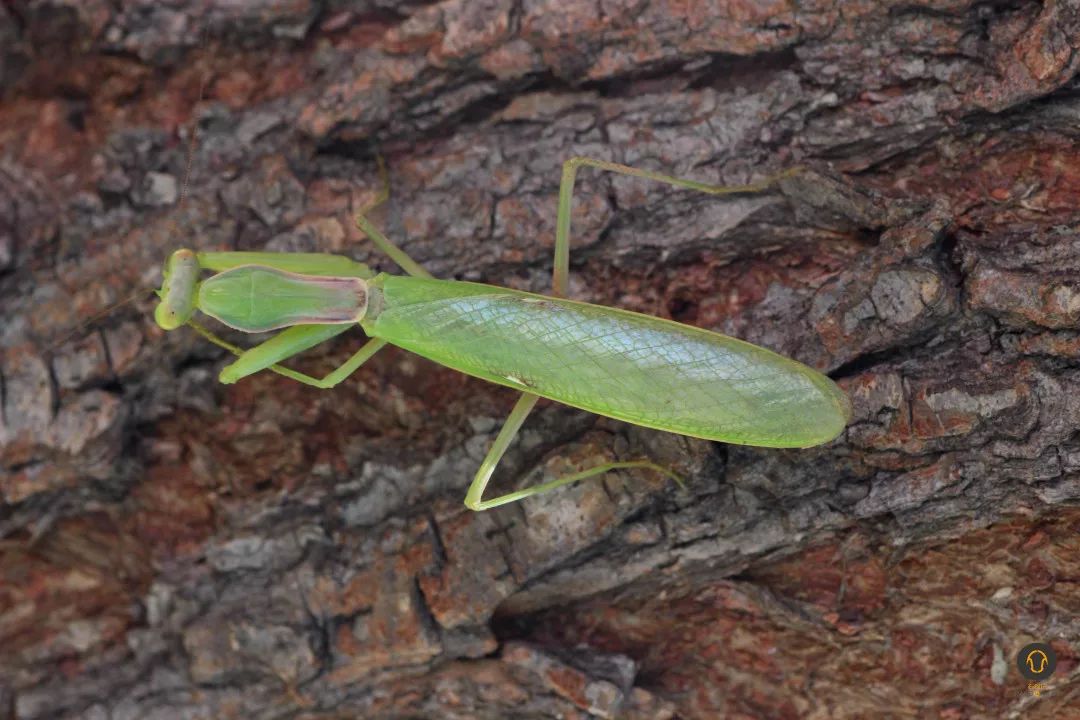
[362,275,850,448]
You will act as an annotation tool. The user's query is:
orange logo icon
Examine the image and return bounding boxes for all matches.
[1016,642,1057,681]
[1024,649,1049,674]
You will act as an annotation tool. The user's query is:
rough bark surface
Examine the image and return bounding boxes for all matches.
[2,1,1080,718]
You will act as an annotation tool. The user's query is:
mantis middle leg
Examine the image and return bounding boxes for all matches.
[355,156,433,280]
[463,157,795,510]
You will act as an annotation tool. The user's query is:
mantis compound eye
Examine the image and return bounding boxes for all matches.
[154,249,199,331]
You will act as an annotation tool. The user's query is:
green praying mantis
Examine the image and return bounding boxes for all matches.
[154,156,851,510]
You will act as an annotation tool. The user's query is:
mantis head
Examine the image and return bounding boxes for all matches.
[154,249,200,330]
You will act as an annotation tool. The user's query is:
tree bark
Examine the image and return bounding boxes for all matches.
[2,1,1079,717]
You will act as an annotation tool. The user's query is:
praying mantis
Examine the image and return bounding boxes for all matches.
[154,156,851,510]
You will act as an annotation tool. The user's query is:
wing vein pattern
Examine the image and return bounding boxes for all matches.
[364,276,849,447]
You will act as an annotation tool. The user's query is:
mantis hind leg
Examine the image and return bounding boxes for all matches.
[553,156,800,295]
[463,394,683,511]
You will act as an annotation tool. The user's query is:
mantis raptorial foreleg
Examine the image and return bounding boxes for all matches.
[462,156,795,509]
[191,319,390,388]
[216,326,388,388]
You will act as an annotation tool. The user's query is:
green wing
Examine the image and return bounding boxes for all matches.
[363,275,850,447]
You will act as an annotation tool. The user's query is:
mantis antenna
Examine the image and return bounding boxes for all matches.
[43,13,211,357]
[178,10,209,208]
